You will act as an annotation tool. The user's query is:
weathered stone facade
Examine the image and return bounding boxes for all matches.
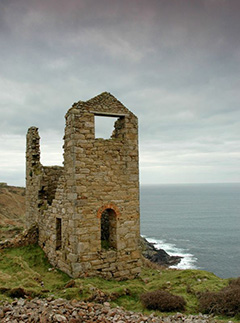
[26,92,141,279]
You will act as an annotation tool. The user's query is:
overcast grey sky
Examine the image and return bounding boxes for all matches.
[0,0,240,186]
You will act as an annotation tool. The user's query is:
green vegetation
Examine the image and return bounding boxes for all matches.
[140,290,186,312]
[0,244,70,301]
[101,239,110,250]
[198,277,240,318]
[0,245,238,321]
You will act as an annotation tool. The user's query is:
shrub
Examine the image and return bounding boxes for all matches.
[140,290,186,312]
[229,277,240,287]
[198,277,240,317]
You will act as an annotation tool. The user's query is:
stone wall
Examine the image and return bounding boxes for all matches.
[26,92,142,280]
[26,127,63,226]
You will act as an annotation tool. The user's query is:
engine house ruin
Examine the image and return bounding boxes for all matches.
[26,92,141,279]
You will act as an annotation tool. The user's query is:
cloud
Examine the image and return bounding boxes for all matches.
[0,135,25,186]
[0,0,240,185]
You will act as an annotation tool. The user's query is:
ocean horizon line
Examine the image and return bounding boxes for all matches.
[140,182,240,186]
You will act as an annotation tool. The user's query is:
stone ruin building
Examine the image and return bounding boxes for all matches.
[26,92,142,279]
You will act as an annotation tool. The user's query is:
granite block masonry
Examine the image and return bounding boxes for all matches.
[26,92,142,279]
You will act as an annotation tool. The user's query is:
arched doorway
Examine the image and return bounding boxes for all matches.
[101,208,117,250]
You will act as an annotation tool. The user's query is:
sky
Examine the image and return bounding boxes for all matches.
[0,0,240,186]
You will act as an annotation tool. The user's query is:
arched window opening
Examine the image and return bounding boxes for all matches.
[101,208,117,250]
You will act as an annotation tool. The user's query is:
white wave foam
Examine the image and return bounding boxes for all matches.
[143,236,198,270]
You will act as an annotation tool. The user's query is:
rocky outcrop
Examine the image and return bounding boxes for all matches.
[139,236,182,267]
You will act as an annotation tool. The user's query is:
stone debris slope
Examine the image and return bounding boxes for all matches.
[0,298,217,322]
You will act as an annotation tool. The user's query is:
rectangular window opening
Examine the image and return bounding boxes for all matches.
[94,116,119,139]
[56,218,62,250]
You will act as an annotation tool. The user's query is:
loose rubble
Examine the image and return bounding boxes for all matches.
[0,225,38,251]
[0,298,217,322]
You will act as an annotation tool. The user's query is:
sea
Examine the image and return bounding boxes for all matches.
[140,183,240,279]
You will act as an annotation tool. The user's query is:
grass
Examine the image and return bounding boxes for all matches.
[0,244,70,301]
[0,245,237,321]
